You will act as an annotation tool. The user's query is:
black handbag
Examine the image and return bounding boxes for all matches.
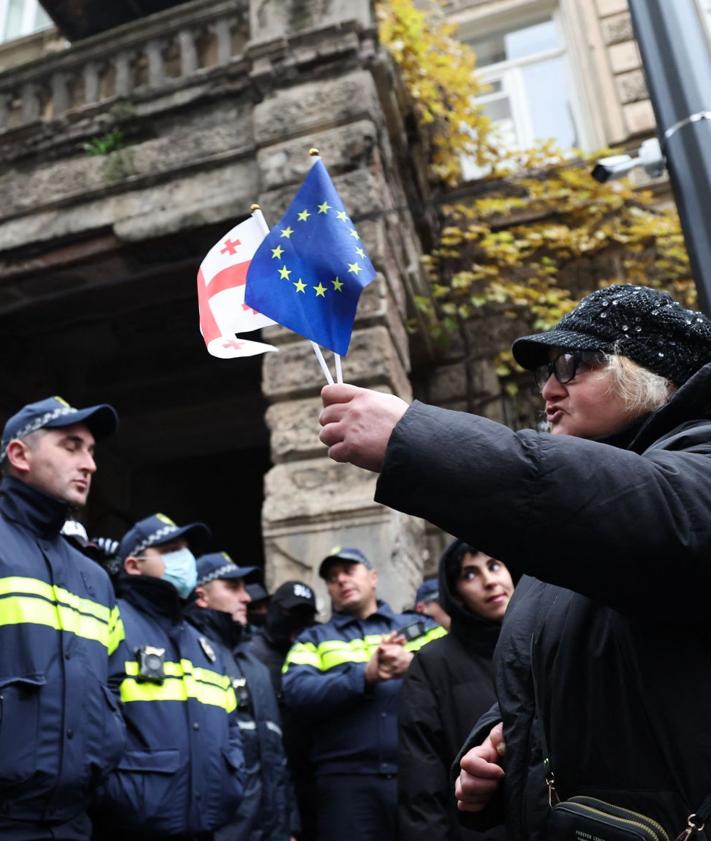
[530,637,710,841]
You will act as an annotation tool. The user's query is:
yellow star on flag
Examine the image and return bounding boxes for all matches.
[278,265,292,280]
[314,283,327,297]
[294,279,307,293]
[336,211,349,222]
[281,226,294,239]
[332,277,344,292]
[297,209,311,222]
[318,201,331,214]
[349,229,360,240]
[271,245,284,259]
[355,247,366,258]
[348,263,362,275]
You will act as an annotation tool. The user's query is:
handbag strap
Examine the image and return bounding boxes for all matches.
[529,633,559,806]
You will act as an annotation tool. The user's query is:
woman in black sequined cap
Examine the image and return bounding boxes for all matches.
[510,284,711,437]
[513,283,711,387]
[319,282,711,841]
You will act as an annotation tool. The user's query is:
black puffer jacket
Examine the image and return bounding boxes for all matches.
[398,541,504,841]
[375,364,711,841]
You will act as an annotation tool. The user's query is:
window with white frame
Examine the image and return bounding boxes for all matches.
[0,0,52,44]
[459,10,585,177]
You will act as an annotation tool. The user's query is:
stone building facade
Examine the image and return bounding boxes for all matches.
[0,0,698,607]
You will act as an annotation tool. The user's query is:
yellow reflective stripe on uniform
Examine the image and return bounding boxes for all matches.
[404,624,447,652]
[0,577,114,649]
[320,639,372,670]
[283,642,320,672]
[108,606,124,655]
[0,576,110,622]
[284,627,447,672]
[125,659,230,690]
[122,659,236,712]
[55,585,110,623]
[0,575,57,600]
[0,594,110,646]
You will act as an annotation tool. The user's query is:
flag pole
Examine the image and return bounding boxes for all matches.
[311,342,334,385]
[250,201,335,385]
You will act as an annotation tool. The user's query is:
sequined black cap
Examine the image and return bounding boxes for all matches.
[512,285,711,386]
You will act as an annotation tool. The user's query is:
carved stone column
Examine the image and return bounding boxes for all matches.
[248,0,430,611]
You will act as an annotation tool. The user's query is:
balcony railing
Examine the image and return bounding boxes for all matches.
[0,0,248,134]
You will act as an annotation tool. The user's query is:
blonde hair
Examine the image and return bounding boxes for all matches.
[604,351,676,414]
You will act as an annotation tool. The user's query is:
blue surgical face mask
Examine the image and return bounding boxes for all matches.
[160,548,197,599]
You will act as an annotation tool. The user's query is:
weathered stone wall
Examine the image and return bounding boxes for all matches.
[591,0,655,138]
[0,0,435,612]
[249,0,433,612]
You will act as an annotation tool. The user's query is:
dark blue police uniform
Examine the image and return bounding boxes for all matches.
[0,476,126,840]
[92,575,245,841]
[282,601,444,841]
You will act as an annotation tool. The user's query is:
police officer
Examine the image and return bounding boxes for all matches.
[92,515,245,841]
[187,552,299,841]
[0,395,125,840]
[282,547,445,841]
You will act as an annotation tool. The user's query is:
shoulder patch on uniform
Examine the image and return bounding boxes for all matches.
[199,636,216,663]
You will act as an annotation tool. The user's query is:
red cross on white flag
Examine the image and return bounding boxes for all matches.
[197,216,278,359]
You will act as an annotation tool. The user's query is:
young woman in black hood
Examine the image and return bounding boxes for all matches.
[397,540,513,840]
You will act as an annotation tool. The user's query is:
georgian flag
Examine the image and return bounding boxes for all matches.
[197,216,278,359]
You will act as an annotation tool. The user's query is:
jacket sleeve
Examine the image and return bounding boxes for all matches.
[398,653,453,840]
[375,402,711,621]
[281,636,369,720]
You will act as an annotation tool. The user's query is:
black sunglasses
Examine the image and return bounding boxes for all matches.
[534,349,606,391]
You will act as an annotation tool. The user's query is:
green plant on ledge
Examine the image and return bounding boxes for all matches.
[82,128,126,157]
[82,128,134,183]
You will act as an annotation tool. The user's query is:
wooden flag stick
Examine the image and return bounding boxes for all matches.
[250,202,335,385]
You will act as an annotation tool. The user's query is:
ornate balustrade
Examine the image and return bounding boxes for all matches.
[0,0,248,135]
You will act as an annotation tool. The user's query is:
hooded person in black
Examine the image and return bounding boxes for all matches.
[398,541,511,841]
[247,582,319,841]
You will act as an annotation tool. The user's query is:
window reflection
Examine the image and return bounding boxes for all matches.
[4,0,24,39]
[523,56,578,148]
[462,14,581,162]
[1,0,53,43]
[471,18,561,66]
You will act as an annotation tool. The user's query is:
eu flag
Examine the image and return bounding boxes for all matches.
[244,159,376,355]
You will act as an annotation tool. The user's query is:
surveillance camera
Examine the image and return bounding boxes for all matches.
[591,138,665,183]
[637,137,665,179]
[591,154,638,183]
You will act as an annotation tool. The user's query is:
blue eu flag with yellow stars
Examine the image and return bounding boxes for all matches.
[245,159,376,356]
